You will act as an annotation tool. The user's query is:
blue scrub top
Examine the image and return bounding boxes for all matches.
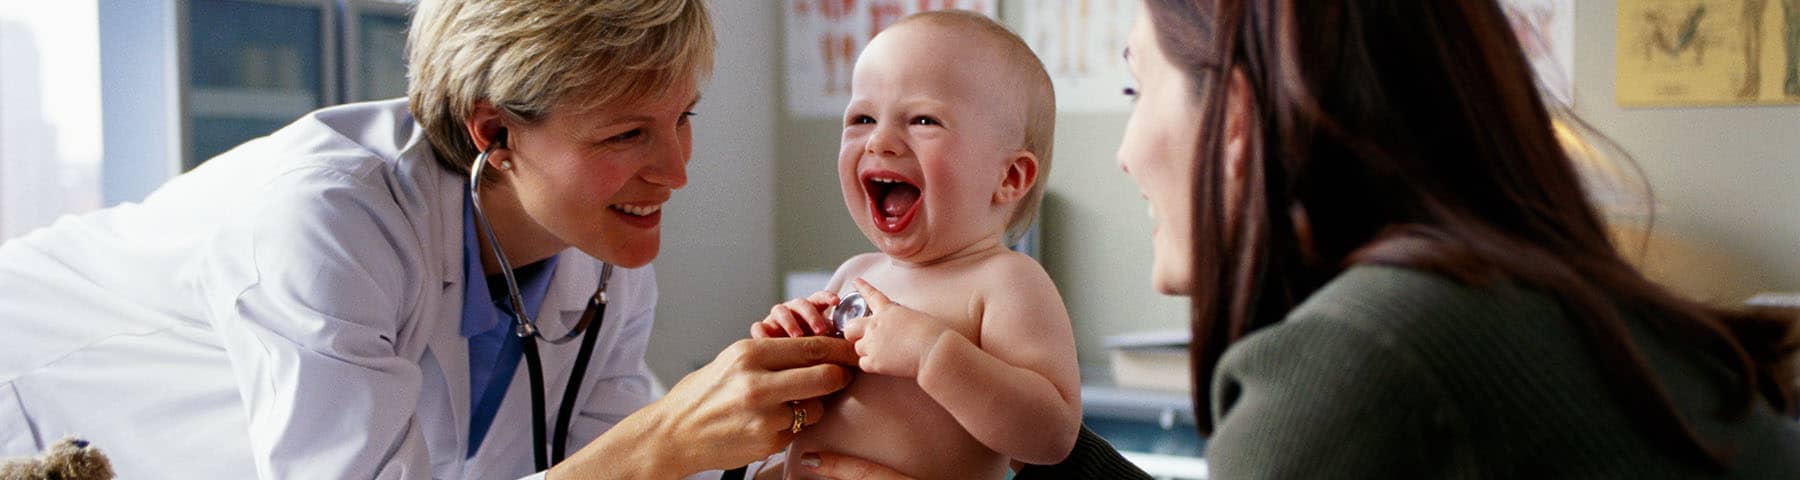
[461,192,559,458]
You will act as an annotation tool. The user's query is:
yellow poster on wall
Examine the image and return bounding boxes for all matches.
[1616,0,1800,106]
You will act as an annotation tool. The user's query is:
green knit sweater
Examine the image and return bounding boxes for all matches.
[1021,266,1799,479]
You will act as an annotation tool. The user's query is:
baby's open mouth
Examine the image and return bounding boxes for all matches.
[863,173,921,233]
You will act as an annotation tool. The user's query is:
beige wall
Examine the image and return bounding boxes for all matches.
[1575,0,1800,302]
[771,1,1800,374]
[645,0,781,383]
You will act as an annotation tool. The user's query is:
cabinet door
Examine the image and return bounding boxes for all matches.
[182,0,335,169]
[345,1,411,102]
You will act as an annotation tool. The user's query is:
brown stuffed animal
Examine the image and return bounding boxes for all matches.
[0,437,113,480]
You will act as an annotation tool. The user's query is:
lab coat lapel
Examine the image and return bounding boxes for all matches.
[409,130,475,477]
[542,252,600,335]
[464,350,542,477]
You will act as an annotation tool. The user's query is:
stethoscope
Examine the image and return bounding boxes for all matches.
[469,133,614,471]
[719,291,873,480]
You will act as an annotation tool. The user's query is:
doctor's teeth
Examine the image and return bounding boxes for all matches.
[610,204,662,216]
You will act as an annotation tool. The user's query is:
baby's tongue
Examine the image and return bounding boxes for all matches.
[880,184,920,217]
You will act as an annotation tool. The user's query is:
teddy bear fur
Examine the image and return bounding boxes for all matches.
[0,437,113,480]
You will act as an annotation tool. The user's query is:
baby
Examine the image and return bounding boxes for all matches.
[751,11,1078,480]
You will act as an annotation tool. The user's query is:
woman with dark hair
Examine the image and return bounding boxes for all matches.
[803,0,1799,478]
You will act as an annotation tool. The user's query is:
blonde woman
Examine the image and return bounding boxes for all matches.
[0,1,851,478]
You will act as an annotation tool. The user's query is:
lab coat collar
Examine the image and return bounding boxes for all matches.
[540,248,602,335]
[394,102,476,472]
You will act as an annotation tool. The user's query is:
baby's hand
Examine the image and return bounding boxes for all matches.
[750,290,840,338]
[841,278,953,378]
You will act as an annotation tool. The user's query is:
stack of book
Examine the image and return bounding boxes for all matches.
[1104,329,1192,393]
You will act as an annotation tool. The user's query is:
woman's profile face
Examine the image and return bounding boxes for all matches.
[504,81,699,268]
[1118,6,1205,295]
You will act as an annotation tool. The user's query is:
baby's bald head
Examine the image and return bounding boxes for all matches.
[880,10,1056,242]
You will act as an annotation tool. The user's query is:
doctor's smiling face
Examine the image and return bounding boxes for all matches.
[838,21,1037,265]
[471,82,698,270]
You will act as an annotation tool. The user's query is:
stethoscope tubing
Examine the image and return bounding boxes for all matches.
[470,140,614,471]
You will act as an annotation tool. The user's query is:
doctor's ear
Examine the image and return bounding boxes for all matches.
[464,102,515,172]
[992,150,1039,205]
[488,129,509,150]
[464,101,512,154]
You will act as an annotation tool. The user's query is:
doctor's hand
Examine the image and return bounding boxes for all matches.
[841,278,956,379]
[752,290,840,338]
[555,336,858,478]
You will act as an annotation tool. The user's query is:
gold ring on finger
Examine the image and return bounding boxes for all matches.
[789,400,806,434]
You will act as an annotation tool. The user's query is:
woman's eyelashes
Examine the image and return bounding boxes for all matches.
[603,113,694,145]
[1123,85,1139,100]
[607,128,644,144]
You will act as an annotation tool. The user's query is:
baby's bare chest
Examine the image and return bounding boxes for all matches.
[840,273,990,340]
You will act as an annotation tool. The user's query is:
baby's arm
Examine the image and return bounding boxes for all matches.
[915,254,1081,464]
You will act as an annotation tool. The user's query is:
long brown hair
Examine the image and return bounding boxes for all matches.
[1147,0,1798,468]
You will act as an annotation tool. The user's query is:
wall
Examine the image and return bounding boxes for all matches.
[97,0,179,208]
[774,1,1800,375]
[1575,0,1800,301]
[644,0,782,384]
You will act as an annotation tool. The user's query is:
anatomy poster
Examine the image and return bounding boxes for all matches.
[1616,0,1800,106]
[1499,0,1576,105]
[1021,0,1136,113]
[784,0,998,117]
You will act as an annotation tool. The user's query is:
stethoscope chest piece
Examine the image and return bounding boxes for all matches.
[829,291,871,337]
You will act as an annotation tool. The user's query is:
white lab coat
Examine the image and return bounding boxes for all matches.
[0,100,665,479]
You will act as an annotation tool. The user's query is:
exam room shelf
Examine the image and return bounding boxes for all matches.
[189,87,317,120]
[1080,383,1208,479]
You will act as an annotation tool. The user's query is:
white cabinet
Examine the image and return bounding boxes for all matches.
[180,0,336,169]
[344,0,410,102]
[100,0,411,204]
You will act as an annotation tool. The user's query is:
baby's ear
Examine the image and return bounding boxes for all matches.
[993,150,1039,205]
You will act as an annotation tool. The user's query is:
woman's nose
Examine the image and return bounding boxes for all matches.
[643,133,689,189]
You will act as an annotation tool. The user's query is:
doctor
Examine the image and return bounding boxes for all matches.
[0,0,854,478]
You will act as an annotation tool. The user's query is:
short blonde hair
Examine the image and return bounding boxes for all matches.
[407,0,715,175]
[894,11,1055,244]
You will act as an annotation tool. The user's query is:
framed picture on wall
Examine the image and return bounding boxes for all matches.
[783,0,999,118]
[1616,0,1800,107]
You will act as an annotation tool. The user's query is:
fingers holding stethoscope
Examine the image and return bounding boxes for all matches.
[753,291,842,338]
